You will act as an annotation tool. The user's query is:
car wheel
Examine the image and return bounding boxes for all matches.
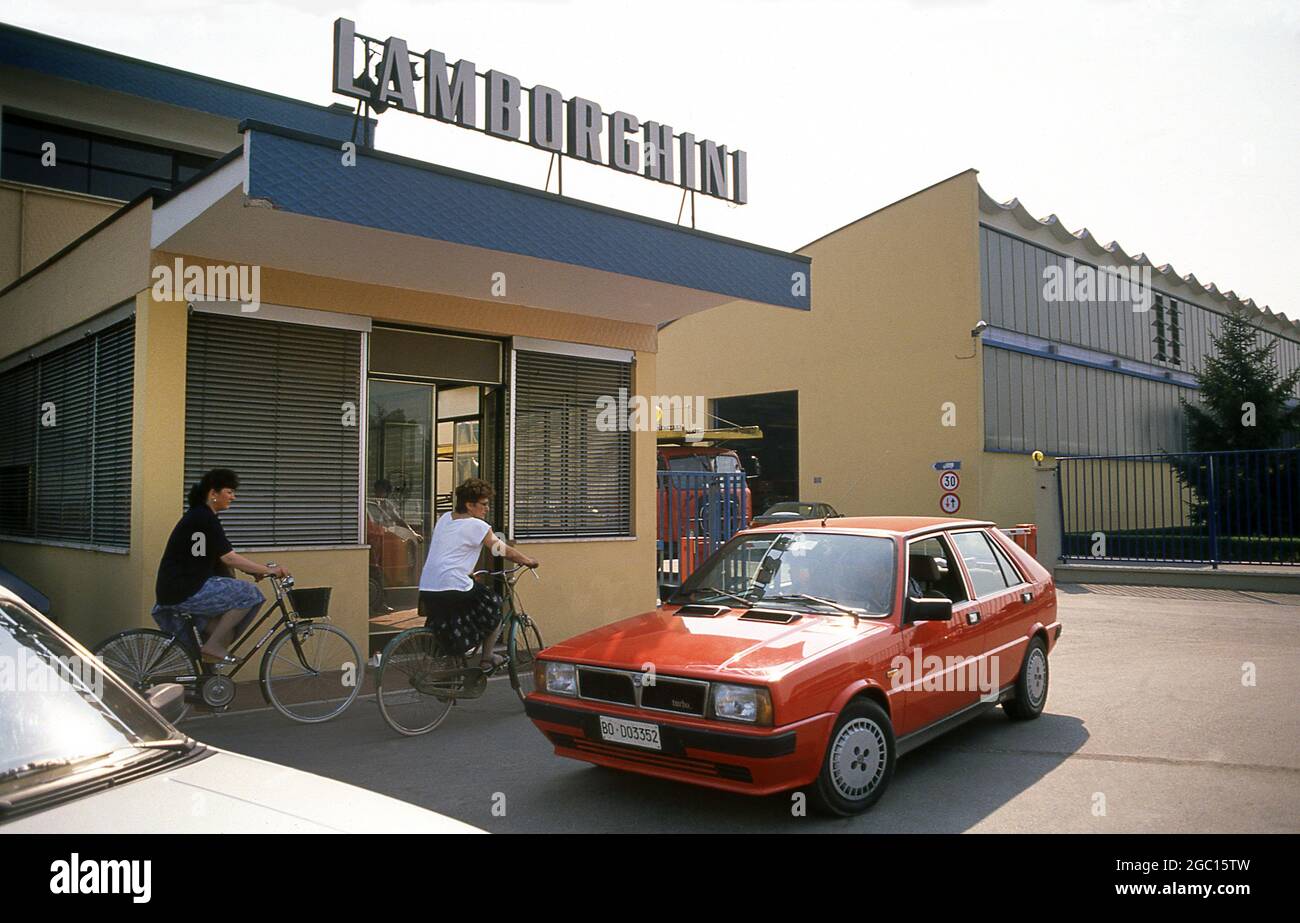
[1003,636,1049,720]
[808,698,895,816]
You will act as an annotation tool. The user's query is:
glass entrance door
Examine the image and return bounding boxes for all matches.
[367,381,494,636]
[367,381,434,617]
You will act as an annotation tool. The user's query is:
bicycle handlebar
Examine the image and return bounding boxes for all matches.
[471,564,540,582]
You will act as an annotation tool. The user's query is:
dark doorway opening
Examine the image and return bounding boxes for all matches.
[712,390,798,515]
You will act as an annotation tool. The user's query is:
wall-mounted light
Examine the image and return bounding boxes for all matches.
[956,320,989,359]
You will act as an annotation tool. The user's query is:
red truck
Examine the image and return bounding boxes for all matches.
[656,445,754,567]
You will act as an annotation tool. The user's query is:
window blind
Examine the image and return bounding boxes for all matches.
[513,350,632,539]
[184,311,361,546]
[0,317,135,547]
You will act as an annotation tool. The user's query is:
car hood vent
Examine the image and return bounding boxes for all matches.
[674,604,730,618]
[740,608,802,624]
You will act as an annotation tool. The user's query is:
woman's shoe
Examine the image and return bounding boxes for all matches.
[479,652,508,673]
[200,652,237,666]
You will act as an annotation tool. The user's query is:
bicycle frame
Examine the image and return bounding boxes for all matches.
[473,565,538,635]
[175,574,319,679]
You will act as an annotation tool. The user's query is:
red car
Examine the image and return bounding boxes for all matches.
[526,517,1060,814]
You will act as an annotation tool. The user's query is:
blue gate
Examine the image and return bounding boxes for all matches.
[656,470,749,592]
[1056,448,1300,567]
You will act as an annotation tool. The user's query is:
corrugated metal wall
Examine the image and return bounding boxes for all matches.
[980,225,1299,455]
[983,347,1188,455]
[979,226,1300,382]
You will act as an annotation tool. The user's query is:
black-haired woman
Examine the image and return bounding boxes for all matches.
[154,468,289,663]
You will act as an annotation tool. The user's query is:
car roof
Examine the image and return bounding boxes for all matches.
[745,515,995,537]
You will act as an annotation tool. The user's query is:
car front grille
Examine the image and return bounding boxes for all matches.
[577,667,636,705]
[576,666,709,716]
[640,678,708,716]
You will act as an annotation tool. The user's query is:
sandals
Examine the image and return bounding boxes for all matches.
[200,652,238,666]
[479,652,508,672]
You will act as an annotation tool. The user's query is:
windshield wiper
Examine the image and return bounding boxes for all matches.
[759,594,865,616]
[133,738,198,752]
[674,586,754,608]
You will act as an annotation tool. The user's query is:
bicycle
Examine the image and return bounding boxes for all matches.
[93,567,363,723]
[375,564,543,736]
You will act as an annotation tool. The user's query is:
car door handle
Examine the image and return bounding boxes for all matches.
[1021,591,1033,604]
[966,612,980,625]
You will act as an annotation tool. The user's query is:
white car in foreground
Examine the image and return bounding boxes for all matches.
[0,585,478,833]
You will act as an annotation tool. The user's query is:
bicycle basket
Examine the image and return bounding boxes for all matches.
[287,587,331,620]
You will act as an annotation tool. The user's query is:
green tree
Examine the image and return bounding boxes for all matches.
[1173,307,1300,556]
[1181,307,1300,449]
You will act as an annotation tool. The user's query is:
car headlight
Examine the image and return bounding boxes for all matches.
[709,683,773,725]
[542,661,577,696]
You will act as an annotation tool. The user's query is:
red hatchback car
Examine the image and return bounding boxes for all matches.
[525,517,1060,814]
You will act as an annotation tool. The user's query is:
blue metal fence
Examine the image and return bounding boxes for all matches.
[656,471,749,592]
[1057,448,1300,567]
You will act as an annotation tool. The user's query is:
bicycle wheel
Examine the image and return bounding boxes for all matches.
[506,615,545,702]
[377,628,464,736]
[94,629,199,723]
[260,622,362,723]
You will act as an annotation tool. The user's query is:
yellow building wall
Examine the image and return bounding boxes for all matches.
[659,170,992,521]
[978,451,1043,528]
[0,182,122,289]
[0,198,151,356]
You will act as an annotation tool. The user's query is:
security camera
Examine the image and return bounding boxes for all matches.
[971,320,989,338]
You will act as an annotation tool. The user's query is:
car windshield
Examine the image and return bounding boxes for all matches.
[0,599,175,781]
[674,532,896,615]
[666,455,711,472]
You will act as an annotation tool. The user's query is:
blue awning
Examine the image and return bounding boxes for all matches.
[240,123,810,311]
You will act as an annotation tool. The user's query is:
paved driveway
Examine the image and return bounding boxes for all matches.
[186,585,1300,833]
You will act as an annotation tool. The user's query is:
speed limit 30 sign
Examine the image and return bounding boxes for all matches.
[938,471,960,491]
[940,492,961,514]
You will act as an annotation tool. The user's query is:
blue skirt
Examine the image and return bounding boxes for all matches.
[152,576,264,639]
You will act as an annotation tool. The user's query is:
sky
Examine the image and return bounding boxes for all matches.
[3,0,1296,314]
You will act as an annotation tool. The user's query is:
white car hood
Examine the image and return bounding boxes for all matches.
[3,748,481,834]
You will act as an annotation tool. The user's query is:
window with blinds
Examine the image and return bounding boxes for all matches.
[513,350,632,539]
[0,317,135,547]
[185,312,362,546]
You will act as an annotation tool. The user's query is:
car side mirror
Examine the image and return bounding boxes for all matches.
[147,682,188,723]
[906,597,953,623]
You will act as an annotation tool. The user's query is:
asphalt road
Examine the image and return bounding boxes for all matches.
[186,585,1300,833]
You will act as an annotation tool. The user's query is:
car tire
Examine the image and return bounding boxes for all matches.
[808,698,895,816]
[1003,635,1049,720]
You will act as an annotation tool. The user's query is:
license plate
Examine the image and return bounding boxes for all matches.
[598,715,662,751]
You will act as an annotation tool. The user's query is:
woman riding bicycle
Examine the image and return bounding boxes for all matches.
[153,468,290,664]
[417,478,537,670]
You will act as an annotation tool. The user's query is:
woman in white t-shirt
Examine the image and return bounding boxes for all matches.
[417,478,538,668]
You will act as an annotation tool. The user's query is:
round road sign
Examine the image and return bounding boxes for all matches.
[939,471,960,491]
[940,492,961,514]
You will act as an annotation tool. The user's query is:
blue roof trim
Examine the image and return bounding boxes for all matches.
[244,125,810,310]
[0,23,367,142]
